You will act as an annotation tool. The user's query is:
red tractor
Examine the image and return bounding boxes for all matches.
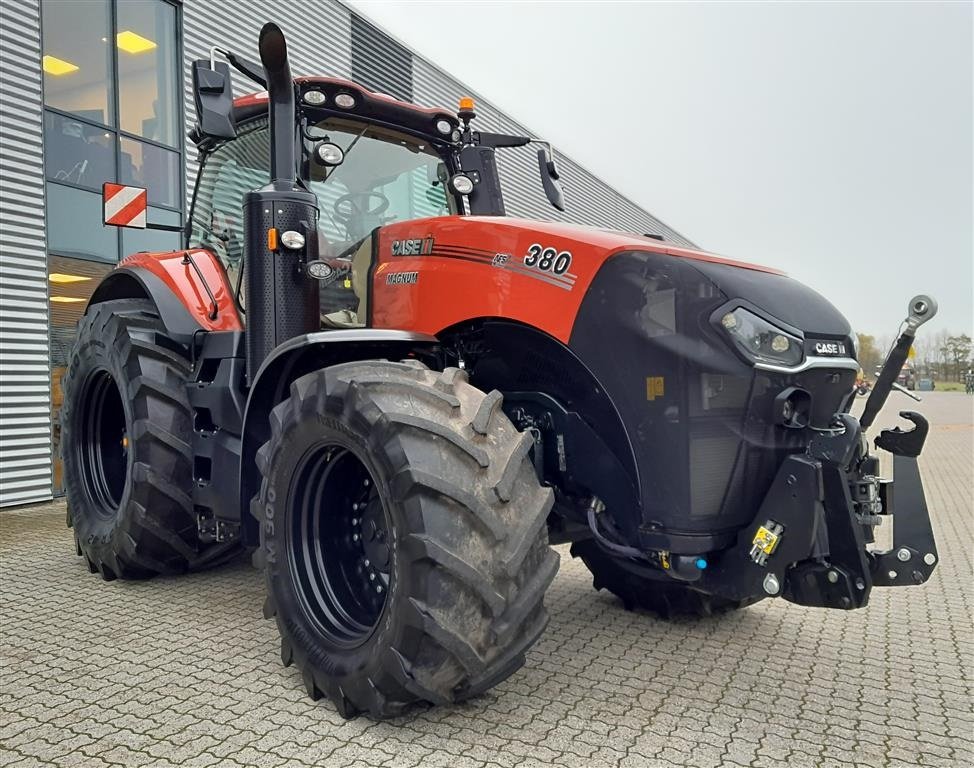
[63,23,940,718]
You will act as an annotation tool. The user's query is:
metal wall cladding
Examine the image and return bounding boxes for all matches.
[411,57,695,247]
[181,0,354,199]
[350,12,411,102]
[0,0,54,506]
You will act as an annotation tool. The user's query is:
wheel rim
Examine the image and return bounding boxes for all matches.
[288,443,391,647]
[79,369,128,518]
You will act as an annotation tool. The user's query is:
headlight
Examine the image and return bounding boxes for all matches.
[719,307,803,367]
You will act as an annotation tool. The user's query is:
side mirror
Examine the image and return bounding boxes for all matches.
[192,59,236,140]
[538,148,565,212]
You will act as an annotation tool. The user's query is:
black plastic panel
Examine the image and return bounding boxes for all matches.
[570,250,856,553]
[243,188,320,382]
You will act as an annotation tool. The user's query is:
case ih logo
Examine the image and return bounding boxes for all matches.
[811,340,848,356]
[391,237,434,256]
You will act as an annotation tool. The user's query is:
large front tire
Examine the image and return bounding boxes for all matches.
[254,361,558,718]
[62,299,235,579]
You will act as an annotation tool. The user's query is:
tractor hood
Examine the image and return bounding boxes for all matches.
[461,216,852,340]
[465,216,782,275]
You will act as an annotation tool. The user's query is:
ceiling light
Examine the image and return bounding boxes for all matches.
[50,296,85,303]
[43,55,79,76]
[117,30,157,54]
[49,273,92,284]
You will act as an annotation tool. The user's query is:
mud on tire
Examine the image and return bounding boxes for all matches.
[571,539,757,619]
[253,360,559,718]
[62,298,237,579]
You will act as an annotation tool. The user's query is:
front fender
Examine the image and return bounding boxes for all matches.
[238,330,440,544]
[88,250,242,343]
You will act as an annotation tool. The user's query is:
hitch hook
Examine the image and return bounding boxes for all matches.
[875,411,928,458]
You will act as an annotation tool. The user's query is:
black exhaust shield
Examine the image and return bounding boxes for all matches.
[244,23,319,381]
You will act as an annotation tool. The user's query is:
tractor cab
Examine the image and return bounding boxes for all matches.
[188,59,563,329]
[190,87,459,327]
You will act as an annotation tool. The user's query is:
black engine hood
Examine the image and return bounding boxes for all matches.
[689,260,851,339]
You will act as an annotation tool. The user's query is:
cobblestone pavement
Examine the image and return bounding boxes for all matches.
[1,393,971,767]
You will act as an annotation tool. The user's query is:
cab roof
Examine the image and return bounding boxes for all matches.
[233,76,460,142]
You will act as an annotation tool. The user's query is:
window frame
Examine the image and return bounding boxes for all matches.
[40,0,186,264]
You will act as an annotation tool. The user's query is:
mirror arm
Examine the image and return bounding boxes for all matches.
[211,46,268,88]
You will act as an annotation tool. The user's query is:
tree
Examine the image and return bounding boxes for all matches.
[944,335,972,381]
[856,333,882,378]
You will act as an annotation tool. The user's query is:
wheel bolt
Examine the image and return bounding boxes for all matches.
[363,478,370,487]
[364,558,370,567]
[376,585,383,593]
[352,534,359,542]
[369,573,376,581]
[352,503,359,511]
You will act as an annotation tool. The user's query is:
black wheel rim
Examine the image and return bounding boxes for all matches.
[79,369,128,518]
[288,443,391,648]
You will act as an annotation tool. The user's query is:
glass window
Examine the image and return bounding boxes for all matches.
[46,183,119,263]
[190,120,270,273]
[42,0,113,125]
[119,137,180,208]
[43,112,115,190]
[411,167,450,218]
[121,207,181,255]
[304,118,453,243]
[117,0,179,147]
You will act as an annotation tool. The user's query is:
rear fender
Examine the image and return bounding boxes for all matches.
[238,330,440,544]
[88,249,242,344]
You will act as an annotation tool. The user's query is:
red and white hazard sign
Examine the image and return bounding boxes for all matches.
[102,183,147,229]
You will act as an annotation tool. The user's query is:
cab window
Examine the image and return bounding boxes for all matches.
[304,117,452,252]
[189,117,453,324]
[189,117,452,282]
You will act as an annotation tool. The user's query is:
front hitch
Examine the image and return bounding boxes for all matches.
[699,296,940,609]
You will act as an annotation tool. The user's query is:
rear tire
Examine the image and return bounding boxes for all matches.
[571,540,756,618]
[254,361,558,718]
[62,299,236,579]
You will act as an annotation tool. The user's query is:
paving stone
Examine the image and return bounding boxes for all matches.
[1,393,971,767]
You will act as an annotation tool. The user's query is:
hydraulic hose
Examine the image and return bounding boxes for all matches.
[586,500,646,560]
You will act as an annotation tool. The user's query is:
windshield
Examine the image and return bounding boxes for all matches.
[306,117,451,242]
[189,116,452,281]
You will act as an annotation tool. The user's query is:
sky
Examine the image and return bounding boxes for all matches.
[350,0,973,339]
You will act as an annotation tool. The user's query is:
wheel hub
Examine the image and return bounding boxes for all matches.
[78,369,128,518]
[289,444,392,647]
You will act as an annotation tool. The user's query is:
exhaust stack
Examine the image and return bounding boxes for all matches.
[258,23,297,187]
[243,22,320,383]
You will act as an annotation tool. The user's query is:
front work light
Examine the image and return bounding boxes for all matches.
[280,230,305,250]
[315,142,344,167]
[720,307,803,367]
[449,174,475,195]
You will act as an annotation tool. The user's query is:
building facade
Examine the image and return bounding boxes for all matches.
[0,0,692,507]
